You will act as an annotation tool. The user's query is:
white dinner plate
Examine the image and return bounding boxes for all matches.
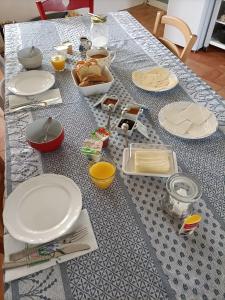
[132,66,179,92]
[158,102,218,139]
[3,174,82,244]
[8,70,55,96]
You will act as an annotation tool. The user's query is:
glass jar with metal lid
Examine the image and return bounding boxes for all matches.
[161,173,202,218]
[90,15,108,49]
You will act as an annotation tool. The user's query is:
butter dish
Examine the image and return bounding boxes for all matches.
[122,143,178,177]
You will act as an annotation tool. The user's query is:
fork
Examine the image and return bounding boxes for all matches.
[9,226,88,261]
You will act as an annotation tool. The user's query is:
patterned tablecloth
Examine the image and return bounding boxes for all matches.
[3,12,225,300]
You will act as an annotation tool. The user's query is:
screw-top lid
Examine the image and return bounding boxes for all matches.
[91,15,107,23]
[166,173,202,203]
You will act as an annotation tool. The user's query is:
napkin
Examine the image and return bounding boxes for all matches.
[4,209,98,282]
[8,88,62,110]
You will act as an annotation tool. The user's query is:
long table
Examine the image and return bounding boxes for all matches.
[4,12,225,300]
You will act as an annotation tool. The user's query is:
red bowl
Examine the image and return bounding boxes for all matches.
[26,118,64,152]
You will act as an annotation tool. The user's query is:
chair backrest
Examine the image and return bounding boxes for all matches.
[0,55,4,75]
[153,11,197,63]
[0,79,5,111]
[36,0,94,20]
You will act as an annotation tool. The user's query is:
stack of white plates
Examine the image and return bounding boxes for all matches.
[3,174,82,244]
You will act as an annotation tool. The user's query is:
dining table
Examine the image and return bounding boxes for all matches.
[3,11,225,300]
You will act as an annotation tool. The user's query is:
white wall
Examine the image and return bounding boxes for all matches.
[0,0,143,22]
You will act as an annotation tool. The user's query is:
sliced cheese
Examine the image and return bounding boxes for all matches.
[165,119,193,135]
[179,103,211,126]
[164,104,190,125]
[134,150,170,174]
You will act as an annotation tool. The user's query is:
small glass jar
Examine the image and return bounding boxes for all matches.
[90,16,108,49]
[161,173,202,219]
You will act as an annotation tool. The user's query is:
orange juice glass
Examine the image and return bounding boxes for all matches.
[51,54,66,72]
[89,161,116,189]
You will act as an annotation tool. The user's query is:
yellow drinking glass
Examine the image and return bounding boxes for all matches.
[89,161,116,189]
[51,54,66,72]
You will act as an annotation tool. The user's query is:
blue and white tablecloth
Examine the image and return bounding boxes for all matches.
[4,12,225,300]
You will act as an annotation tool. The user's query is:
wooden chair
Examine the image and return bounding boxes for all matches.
[153,11,197,63]
[0,157,4,299]
[0,55,5,111]
[36,0,94,20]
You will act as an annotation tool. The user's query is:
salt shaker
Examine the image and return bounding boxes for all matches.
[161,173,202,219]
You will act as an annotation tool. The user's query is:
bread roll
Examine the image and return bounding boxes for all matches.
[75,59,102,82]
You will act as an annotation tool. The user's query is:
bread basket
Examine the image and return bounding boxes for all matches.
[71,66,114,96]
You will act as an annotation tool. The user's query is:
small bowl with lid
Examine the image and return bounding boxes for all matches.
[17,46,43,69]
[26,117,64,152]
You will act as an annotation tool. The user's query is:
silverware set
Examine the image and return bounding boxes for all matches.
[9,97,61,112]
[4,227,89,270]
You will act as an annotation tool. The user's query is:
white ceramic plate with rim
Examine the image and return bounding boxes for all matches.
[132,66,179,92]
[8,70,55,96]
[158,101,218,139]
[3,174,82,244]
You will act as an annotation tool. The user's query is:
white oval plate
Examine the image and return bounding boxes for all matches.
[3,174,82,244]
[8,70,55,96]
[132,67,178,92]
[158,102,218,139]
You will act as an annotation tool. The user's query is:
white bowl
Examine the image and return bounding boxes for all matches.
[71,66,114,96]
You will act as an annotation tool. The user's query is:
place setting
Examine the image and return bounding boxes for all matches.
[3,174,98,282]
[7,43,75,112]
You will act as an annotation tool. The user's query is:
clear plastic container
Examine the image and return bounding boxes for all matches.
[90,16,108,49]
[122,143,178,177]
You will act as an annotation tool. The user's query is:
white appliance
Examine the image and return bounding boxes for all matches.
[164,0,220,51]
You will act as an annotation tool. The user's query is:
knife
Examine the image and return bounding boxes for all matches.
[9,97,61,112]
[9,227,88,261]
[4,243,90,269]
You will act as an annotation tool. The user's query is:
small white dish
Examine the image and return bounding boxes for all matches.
[100,94,119,112]
[122,104,143,120]
[116,117,137,136]
[3,174,82,244]
[71,66,114,97]
[158,102,218,139]
[122,144,178,177]
[132,66,178,92]
[8,70,55,96]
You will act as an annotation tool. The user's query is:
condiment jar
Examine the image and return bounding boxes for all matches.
[161,173,202,219]
[90,15,108,49]
[17,46,43,69]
